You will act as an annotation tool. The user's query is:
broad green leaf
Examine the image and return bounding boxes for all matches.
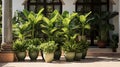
[23,9,29,18]
[70,13,77,20]
[85,11,92,18]
[43,17,50,25]
[28,12,36,22]
[35,14,43,23]
[41,30,49,35]
[50,28,57,34]
[71,34,79,40]
[40,24,48,28]
[62,11,69,18]
[79,15,86,23]
[62,27,68,33]
[84,24,90,29]
[63,18,70,27]
[37,8,44,18]
[50,10,58,23]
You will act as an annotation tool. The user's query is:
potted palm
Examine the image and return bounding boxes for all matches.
[13,39,28,61]
[40,41,57,63]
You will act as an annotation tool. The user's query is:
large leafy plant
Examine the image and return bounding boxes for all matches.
[61,11,79,52]
[41,10,59,41]
[13,11,31,40]
[94,11,118,41]
[78,11,92,40]
[23,8,44,39]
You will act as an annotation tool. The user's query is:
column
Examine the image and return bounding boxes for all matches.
[117,0,120,52]
[1,0,12,51]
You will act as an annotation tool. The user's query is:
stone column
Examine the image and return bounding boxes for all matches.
[117,0,120,53]
[1,0,13,51]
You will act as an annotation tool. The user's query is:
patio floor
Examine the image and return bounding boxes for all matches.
[0,56,120,67]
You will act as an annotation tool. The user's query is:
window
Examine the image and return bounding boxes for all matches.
[75,0,109,13]
[27,0,62,16]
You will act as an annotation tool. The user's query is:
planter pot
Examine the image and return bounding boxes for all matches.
[97,40,106,48]
[28,51,39,61]
[74,52,82,61]
[0,51,15,62]
[54,50,61,60]
[43,52,54,63]
[16,51,26,61]
[64,52,75,62]
[81,49,87,59]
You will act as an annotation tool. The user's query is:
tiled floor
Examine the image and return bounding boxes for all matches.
[0,56,120,67]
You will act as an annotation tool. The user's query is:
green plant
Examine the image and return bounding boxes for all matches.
[41,10,59,41]
[94,11,118,41]
[27,38,41,52]
[110,34,119,51]
[12,11,31,40]
[23,8,44,38]
[78,11,92,40]
[40,41,57,53]
[62,41,77,52]
[13,39,28,52]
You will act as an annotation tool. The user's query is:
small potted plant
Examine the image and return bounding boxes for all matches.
[62,41,77,62]
[13,39,28,61]
[110,34,118,52]
[40,41,57,63]
[27,38,40,61]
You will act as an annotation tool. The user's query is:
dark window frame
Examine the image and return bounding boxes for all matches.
[27,0,62,15]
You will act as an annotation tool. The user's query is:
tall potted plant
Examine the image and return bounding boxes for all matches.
[61,11,78,61]
[95,12,118,48]
[77,11,92,59]
[41,10,63,60]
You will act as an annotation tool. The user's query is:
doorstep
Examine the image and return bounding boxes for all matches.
[87,48,120,57]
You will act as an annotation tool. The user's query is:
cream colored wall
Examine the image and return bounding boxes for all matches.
[63,0,75,13]
[112,0,119,34]
[12,0,24,16]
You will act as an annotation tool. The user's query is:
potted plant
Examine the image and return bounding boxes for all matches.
[94,12,118,48]
[77,11,92,59]
[41,10,63,60]
[13,39,28,61]
[40,41,57,63]
[27,38,41,61]
[62,41,77,61]
[61,11,78,61]
[110,34,118,52]
[74,41,83,61]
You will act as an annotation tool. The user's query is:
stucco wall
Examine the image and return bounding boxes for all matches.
[12,0,24,16]
[112,0,119,34]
